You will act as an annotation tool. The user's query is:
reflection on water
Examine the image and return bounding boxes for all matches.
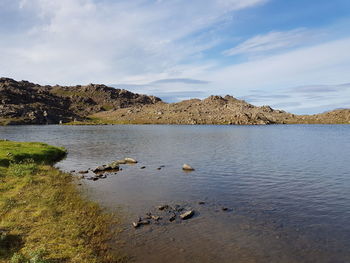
[1,125,349,262]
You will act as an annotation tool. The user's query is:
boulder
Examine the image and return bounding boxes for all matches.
[108,161,120,169]
[182,164,195,171]
[124,157,137,163]
[180,210,194,220]
[157,205,169,211]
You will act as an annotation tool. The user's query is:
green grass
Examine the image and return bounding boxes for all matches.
[0,141,66,167]
[0,141,125,263]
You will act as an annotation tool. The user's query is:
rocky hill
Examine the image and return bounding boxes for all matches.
[1,78,349,125]
[0,78,161,124]
[92,95,297,125]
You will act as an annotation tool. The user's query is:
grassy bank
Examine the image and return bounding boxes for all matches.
[0,140,125,263]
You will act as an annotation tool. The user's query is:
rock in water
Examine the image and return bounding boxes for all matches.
[157,205,169,210]
[115,159,127,165]
[169,214,176,222]
[93,165,112,173]
[180,210,195,220]
[108,162,119,169]
[182,164,195,171]
[124,157,138,163]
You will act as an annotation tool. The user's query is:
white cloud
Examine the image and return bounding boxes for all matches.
[1,0,350,113]
[0,0,266,85]
[223,28,317,56]
[197,37,350,113]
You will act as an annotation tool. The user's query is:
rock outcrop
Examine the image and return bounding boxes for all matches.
[0,77,161,124]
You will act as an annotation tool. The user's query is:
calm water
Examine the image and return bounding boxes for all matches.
[1,125,349,262]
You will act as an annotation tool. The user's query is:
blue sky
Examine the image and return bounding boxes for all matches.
[1,0,350,114]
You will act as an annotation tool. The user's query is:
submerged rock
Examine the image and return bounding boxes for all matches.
[169,214,176,222]
[93,163,119,173]
[180,210,194,220]
[157,205,169,211]
[78,170,88,174]
[93,165,111,173]
[182,164,195,171]
[132,218,150,228]
[151,215,161,221]
[109,161,120,169]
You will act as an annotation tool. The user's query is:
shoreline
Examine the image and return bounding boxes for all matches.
[0,140,125,263]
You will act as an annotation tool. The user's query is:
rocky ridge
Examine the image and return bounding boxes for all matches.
[1,77,349,125]
[0,77,161,124]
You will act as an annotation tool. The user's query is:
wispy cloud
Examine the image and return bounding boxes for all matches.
[223,28,317,56]
[287,83,350,94]
[0,0,266,85]
[150,78,210,85]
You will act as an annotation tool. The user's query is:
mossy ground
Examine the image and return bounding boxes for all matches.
[0,140,126,263]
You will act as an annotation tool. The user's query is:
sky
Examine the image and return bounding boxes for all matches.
[1,0,350,114]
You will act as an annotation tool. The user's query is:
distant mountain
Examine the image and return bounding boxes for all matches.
[0,78,349,125]
[0,78,161,124]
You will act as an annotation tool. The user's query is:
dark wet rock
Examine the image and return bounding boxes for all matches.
[145,213,152,219]
[182,164,195,171]
[169,214,176,222]
[157,167,161,170]
[93,165,110,173]
[109,161,120,169]
[157,205,169,211]
[70,170,75,173]
[79,175,85,179]
[180,210,194,220]
[93,163,119,173]
[222,207,229,211]
[173,204,184,212]
[132,218,150,228]
[151,215,161,221]
[124,157,137,163]
[198,201,205,205]
[140,166,146,169]
[78,170,88,174]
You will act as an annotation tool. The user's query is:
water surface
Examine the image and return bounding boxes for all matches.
[1,125,349,262]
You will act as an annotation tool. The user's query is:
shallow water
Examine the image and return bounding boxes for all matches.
[1,125,349,262]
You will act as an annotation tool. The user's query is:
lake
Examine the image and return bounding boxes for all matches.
[1,125,349,263]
